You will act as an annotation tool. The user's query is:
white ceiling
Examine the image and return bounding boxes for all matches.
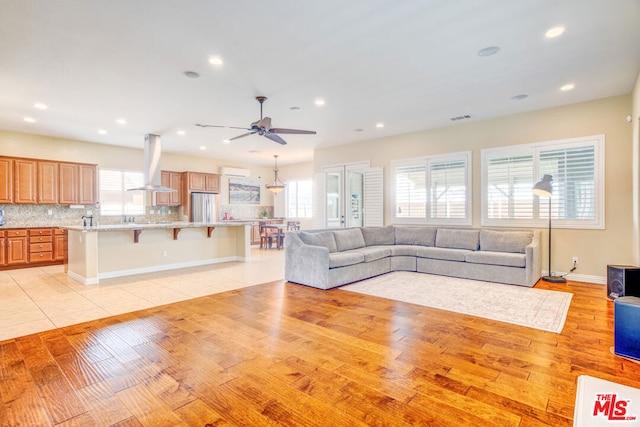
[1,1,639,165]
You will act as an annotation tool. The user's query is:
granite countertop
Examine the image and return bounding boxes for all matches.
[60,221,249,232]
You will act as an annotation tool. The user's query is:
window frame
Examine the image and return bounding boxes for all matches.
[481,134,605,229]
[99,168,147,216]
[285,179,313,219]
[391,151,472,226]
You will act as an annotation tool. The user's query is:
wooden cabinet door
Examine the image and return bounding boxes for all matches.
[6,230,28,265]
[169,172,181,205]
[205,174,220,192]
[54,230,66,261]
[0,231,5,266]
[38,161,59,204]
[14,159,37,204]
[78,164,96,204]
[59,163,78,204]
[0,157,13,203]
[188,172,206,191]
[156,171,171,206]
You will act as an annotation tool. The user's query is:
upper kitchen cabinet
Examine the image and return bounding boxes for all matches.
[59,162,97,205]
[37,160,59,204]
[0,157,13,203]
[14,158,37,204]
[156,170,182,206]
[183,171,220,193]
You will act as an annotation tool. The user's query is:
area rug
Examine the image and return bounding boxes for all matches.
[340,271,572,333]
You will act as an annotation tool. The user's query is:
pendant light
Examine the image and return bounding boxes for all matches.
[265,155,286,194]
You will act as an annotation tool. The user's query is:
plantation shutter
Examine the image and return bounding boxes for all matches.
[363,167,383,227]
[395,164,426,218]
[485,154,534,219]
[312,172,326,229]
[429,160,467,220]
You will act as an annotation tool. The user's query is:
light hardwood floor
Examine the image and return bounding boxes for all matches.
[1,259,639,426]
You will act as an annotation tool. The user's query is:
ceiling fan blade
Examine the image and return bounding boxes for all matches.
[230,131,257,141]
[195,124,251,130]
[270,127,317,135]
[263,133,287,145]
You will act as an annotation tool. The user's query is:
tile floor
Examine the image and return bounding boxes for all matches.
[0,248,285,341]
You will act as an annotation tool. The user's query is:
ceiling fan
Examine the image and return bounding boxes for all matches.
[196,96,316,145]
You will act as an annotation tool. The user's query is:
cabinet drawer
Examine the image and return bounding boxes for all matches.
[30,242,53,253]
[29,228,52,236]
[54,228,65,235]
[30,251,53,262]
[30,235,53,243]
[8,229,27,237]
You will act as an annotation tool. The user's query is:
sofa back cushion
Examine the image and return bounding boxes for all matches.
[299,231,338,253]
[435,228,479,250]
[333,228,366,251]
[394,226,437,247]
[480,229,533,254]
[361,226,395,246]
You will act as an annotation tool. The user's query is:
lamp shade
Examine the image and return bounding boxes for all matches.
[532,174,553,198]
[266,154,286,194]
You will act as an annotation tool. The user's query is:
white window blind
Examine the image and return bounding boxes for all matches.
[392,152,471,225]
[364,167,384,227]
[286,180,312,218]
[482,135,603,228]
[99,169,146,216]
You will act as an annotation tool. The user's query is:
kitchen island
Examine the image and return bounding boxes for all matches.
[62,222,251,285]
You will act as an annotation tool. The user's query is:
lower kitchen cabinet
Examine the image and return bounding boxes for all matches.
[0,228,67,270]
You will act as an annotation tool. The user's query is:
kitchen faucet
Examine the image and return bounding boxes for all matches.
[81,215,94,227]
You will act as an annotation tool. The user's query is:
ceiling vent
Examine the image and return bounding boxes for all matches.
[220,167,250,178]
[450,115,472,122]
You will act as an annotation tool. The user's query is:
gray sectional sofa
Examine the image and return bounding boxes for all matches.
[284,226,541,290]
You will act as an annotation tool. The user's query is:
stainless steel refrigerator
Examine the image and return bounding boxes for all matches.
[191,193,217,223]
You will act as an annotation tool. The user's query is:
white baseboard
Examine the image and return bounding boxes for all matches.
[543,270,606,285]
[67,270,99,285]
[93,256,245,282]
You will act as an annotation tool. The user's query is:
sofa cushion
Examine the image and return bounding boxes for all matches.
[394,226,437,246]
[465,251,526,268]
[480,229,533,254]
[361,226,395,246]
[329,251,365,268]
[390,245,419,256]
[416,246,471,262]
[299,231,338,253]
[435,228,479,250]
[334,228,366,251]
[343,246,391,263]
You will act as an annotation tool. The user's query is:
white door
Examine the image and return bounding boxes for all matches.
[320,162,370,229]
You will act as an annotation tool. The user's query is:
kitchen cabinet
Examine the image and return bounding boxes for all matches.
[0,157,13,203]
[38,160,59,204]
[54,229,66,261]
[0,231,5,266]
[29,228,53,263]
[14,158,37,204]
[59,162,97,205]
[6,229,28,265]
[156,170,181,206]
[181,171,221,219]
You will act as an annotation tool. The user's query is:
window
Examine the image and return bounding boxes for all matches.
[482,135,604,228]
[99,169,146,216]
[392,152,471,225]
[286,180,312,218]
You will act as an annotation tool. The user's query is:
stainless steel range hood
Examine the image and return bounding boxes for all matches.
[128,133,176,192]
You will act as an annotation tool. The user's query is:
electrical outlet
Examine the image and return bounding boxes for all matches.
[572,256,579,264]
[162,250,167,257]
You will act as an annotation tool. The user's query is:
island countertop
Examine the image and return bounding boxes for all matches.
[60,221,249,232]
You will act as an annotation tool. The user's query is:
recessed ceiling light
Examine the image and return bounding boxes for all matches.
[376,122,384,128]
[354,128,364,132]
[115,118,127,125]
[208,56,224,66]
[290,106,302,111]
[314,98,325,106]
[23,117,36,123]
[223,139,231,144]
[184,70,200,78]
[177,130,186,136]
[477,46,500,57]
[560,83,575,91]
[545,26,565,38]
[34,102,47,110]
[199,146,207,150]
[511,94,528,100]
[97,129,107,135]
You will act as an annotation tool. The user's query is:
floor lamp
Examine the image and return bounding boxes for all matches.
[532,174,567,283]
